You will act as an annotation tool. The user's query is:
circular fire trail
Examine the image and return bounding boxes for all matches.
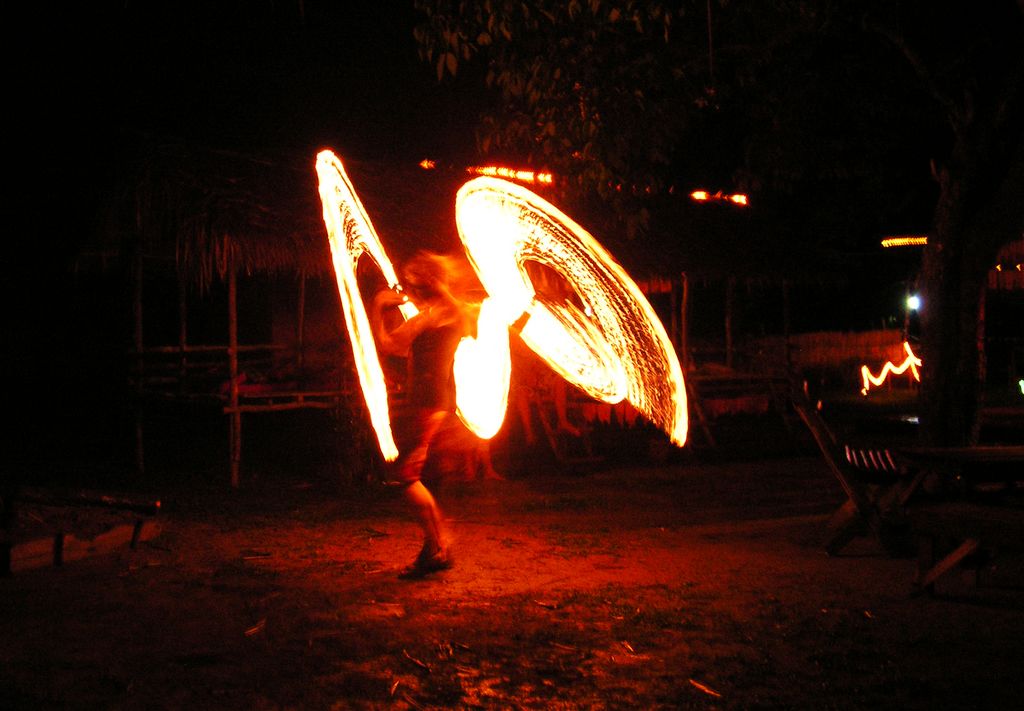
[316,150,688,459]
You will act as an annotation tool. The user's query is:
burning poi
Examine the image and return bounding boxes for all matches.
[315,149,688,461]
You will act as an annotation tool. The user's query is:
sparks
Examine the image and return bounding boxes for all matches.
[315,150,415,461]
[467,164,554,186]
[881,235,928,248]
[317,150,688,458]
[456,177,688,445]
[860,341,922,396]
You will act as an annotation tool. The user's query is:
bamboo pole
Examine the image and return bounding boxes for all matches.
[228,260,241,488]
[297,272,306,381]
[680,272,690,373]
[177,265,188,392]
[132,244,145,477]
[725,276,736,369]
[782,279,792,372]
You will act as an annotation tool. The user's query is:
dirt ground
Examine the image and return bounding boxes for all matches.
[3,422,1024,710]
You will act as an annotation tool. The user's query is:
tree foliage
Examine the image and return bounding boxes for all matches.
[416,1,1024,445]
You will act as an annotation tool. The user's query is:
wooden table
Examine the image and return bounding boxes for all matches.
[893,446,1024,596]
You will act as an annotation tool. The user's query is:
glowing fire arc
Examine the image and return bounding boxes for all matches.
[316,150,688,459]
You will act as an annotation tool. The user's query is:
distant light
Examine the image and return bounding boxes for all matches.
[419,159,436,170]
[690,189,749,206]
[467,165,553,186]
[1019,379,1024,396]
[906,295,921,311]
[881,235,928,248]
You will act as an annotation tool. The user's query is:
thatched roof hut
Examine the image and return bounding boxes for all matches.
[85,132,466,288]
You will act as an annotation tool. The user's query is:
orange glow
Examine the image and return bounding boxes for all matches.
[453,297,512,439]
[456,177,688,446]
[690,189,748,206]
[317,150,688,457]
[467,165,554,186]
[881,235,928,248]
[316,150,414,461]
[419,159,436,170]
[860,341,921,396]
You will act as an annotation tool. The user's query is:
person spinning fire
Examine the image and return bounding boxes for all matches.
[370,251,477,578]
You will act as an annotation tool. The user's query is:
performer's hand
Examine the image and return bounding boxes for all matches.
[373,289,407,308]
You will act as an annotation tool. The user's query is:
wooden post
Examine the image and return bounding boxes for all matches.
[228,260,241,488]
[670,277,680,356]
[782,279,792,372]
[177,265,188,393]
[725,275,736,369]
[297,272,306,381]
[679,272,690,372]
[132,244,145,477]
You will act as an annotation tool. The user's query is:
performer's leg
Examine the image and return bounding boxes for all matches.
[403,480,448,554]
[396,411,452,577]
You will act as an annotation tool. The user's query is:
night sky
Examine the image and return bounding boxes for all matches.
[36,3,479,163]
[16,1,1011,469]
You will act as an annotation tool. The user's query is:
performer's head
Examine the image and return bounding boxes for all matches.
[401,251,480,305]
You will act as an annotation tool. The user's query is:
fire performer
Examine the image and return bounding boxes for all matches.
[370,251,476,578]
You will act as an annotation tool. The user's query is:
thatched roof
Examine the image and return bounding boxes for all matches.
[82,131,842,295]
[89,133,466,289]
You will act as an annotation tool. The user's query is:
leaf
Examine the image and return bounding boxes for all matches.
[446,51,458,75]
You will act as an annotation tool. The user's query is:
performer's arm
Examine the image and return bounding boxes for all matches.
[371,290,435,356]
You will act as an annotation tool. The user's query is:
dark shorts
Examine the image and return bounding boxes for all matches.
[391,408,448,484]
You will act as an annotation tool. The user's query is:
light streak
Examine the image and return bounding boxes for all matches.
[315,150,414,461]
[690,189,748,206]
[860,341,921,396]
[881,235,928,248]
[317,151,688,457]
[456,177,688,445]
[467,164,554,185]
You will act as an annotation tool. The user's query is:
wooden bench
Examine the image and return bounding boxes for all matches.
[2,487,161,575]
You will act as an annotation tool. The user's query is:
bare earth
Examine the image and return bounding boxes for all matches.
[3,453,1023,710]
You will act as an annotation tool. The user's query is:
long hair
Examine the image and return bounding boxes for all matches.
[401,251,483,303]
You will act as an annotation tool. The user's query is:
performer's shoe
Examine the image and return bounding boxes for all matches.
[398,545,452,579]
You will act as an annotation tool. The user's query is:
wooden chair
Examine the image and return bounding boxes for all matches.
[790,387,921,556]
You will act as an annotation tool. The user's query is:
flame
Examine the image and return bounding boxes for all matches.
[453,297,512,439]
[690,189,748,207]
[860,341,922,396]
[315,150,415,461]
[316,150,688,458]
[456,177,688,445]
[467,164,554,185]
[880,235,928,248]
